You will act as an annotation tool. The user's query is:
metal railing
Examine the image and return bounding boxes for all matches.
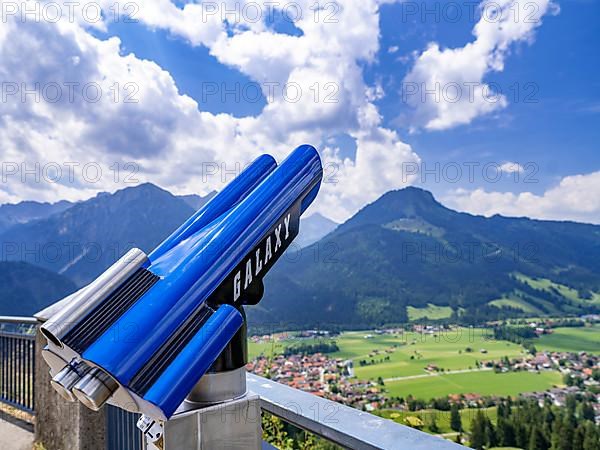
[0,316,465,449]
[103,375,464,450]
[0,316,37,414]
[248,373,464,450]
[105,405,143,450]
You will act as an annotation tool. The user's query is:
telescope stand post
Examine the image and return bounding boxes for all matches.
[143,393,262,450]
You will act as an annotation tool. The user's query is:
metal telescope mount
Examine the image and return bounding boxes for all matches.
[137,308,259,450]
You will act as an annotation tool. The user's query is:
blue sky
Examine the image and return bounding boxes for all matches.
[386,0,600,194]
[95,0,600,200]
[0,1,599,223]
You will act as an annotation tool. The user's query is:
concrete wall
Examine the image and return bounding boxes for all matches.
[34,326,106,450]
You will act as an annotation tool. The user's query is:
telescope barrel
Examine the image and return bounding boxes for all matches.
[50,361,92,402]
[149,154,277,260]
[140,304,243,418]
[82,145,322,384]
[72,367,120,411]
[40,248,148,347]
[39,145,323,420]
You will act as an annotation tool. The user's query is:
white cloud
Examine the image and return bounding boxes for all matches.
[499,162,524,174]
[0,0,418,222]
[444,171,600,224]
[403,0,557,131]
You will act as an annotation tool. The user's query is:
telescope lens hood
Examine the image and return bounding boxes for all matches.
[50,361,92,402]
[72,367,119,411]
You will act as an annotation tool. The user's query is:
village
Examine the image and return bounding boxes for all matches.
[247,353,387,411]
[247,324,600,423]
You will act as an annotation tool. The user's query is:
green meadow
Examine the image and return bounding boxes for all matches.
[536,325,600,354]
[407,304,454,321]
[383,370,562,399]
[335,329,525,380]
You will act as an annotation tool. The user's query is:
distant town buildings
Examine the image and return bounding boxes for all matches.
[247,353,385,410]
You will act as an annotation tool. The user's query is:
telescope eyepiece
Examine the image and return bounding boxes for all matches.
[72,367,119,411]
[50,361,92,402]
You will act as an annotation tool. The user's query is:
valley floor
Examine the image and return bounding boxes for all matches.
[249,324,600,399]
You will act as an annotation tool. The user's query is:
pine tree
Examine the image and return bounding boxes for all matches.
[572,424,586,450]
[579,402,595,422]
[498,417,517,447]
[516,423,529,449]
[529,426,548,450]
[470,411,487,450]
[544,405,556,428]
[485,416,498,448]
[550,416,574,450]
[429,415,440,433]
[497,402,507,419]
[583,422,599,450]
[561,416,575,450]
[550,419,562,450]
[450,404,462,432]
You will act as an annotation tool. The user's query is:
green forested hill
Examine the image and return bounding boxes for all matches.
[0,261,76,315]
[253,188,600,328]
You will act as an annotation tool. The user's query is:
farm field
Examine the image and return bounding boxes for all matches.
[335,329,524,380]
[384,370,562,399]
[248,333,316,359]
[536,325,600,354]
[249,328,525,379]
[248,339,283,360]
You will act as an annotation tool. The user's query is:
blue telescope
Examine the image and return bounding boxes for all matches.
[40,145,323,421]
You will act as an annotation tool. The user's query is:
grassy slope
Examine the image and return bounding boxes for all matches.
[407,304,454,321]
[384,371,562,399]
[488,274,600,316]
[489,297,542,314]
[516,274,600,306]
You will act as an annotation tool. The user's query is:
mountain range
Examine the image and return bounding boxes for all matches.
[0,183,204,285]
[0,200,74,234]
[1,184,599,326]
[294,213,338,248]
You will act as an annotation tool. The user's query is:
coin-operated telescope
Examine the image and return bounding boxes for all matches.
[39,145,323,447]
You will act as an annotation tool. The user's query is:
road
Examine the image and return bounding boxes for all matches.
[383,367,493,382]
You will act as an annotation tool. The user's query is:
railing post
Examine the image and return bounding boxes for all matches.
[34,322,107,450]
